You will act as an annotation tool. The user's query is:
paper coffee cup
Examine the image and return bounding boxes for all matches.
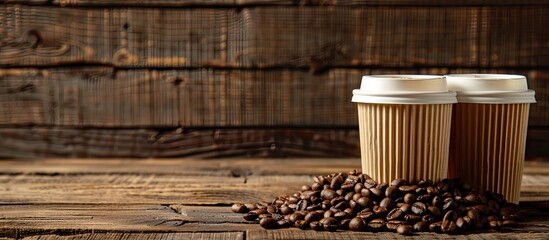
[446,74,536,203]
[352,75,457,184]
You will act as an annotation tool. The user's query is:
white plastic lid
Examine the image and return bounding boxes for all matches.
[352,75,457,104]
[445,74,536,103]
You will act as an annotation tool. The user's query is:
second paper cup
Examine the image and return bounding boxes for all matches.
[352,75,457,184]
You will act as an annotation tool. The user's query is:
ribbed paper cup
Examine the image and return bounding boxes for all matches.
[446,74,536,203]
[352,75,457,184]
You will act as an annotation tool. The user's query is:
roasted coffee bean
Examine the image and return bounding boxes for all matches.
[330,175,344,190]
[413,221,430,232]
[322,217,339,232]
[502,214,520,221]
[301,185,312,191]
[442,198,457,211]
[289,212,304,223]
[323,210,334,218]
[340,218,351,230]
[267,205,278,214]
[271,213,284,221]
[441,219,458,233]
[344,207,355,216]
[369,188,383,199]
[422,214,436,223]
[489,220,503,230]
[399,185,418,194]
[432,196,442,207]
[277,219,292,228]
[357,208,375,220]
[295,220,309,229]
[280,205,294,215]
[231,203,248,213]
[348,217,365,231]
[412,202,427,215]
[310,221,323,231]
[260,217,279,229]
[387,208,404,221]
[474,204,490,215]
[342,179,357,191]
[334,211,351,220]
[464,193,479,205]
[311,182,323,191]
[335,189,345,196]
[314,176,326,184]
[305,212,321,222]
[418,179,433,187]
[429,221,442,232]
[243,211,259,221]
[379,197,394,209]
[391,178,407,187]
[334,201,349,210]
[301,190,319,200]
[364,178,377,188]
[503,220,518,227]
[344,191,355,202]
[357,196,373,208]
[376,182,389,191]
[400,203,412,213]
[244,203,258,211]
[387,220,405,231]
[396,224,413,235]
[385,186,399,199]
[373,205,388,216]
[455,217,467,230]
[443,210,458,222]
[415,187,427,195]
[330,196,345,206]
[403,193,416,204]
[428,206,442,217]
[417,194,432,203]
[427,186,439,195]
[404,214,422,224]
[467,209,480,222]
[349,200,358,210]
[354,183,365,193]
[368,218,386,230]
[320,189,337,200]
[442,192,453,199]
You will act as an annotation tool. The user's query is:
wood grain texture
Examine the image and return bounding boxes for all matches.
[0,68,362,127]
[0,159,547,204]
[0,127,547,158]
[22,233,244,240]
[0,158,364,176]
[1,68,547,127]
[0,128,360,158]
[2,6,549,68]
[5,0,549,7]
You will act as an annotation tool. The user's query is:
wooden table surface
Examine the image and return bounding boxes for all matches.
[0,158,548,239]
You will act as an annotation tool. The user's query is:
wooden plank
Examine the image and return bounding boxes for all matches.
[247,229,549,240]
[242,7,549,69]
[2,6,549,68]
[0,68,364,127]
[0,5,232,67]
[22,233,244,240]
[6,0,549,7]
[0,158,364,176]
[0,174,308,204]
[0,128,360,158]
[0,68,547,127]
[0,127,546,159]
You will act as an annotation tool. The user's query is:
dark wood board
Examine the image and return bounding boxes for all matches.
[2,6,549,68]
[1,68,547,127]
[4,0,549,6]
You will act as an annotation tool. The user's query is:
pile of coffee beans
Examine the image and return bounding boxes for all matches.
[231,170,521,235]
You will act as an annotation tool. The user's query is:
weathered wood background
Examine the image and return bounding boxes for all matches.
[1,1,548,158]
